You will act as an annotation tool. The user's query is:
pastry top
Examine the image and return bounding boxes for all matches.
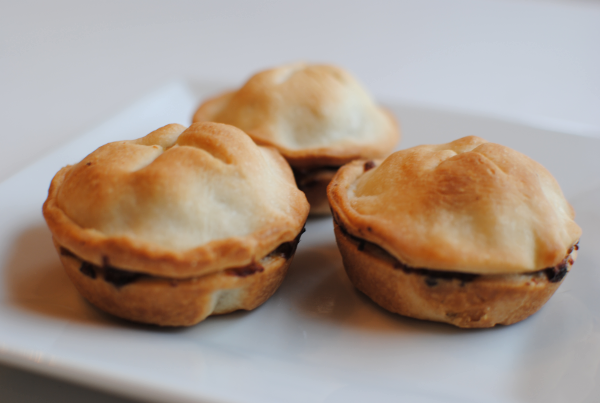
[193,63,400,168]
[328,136,581,274]
[43,122,310,278]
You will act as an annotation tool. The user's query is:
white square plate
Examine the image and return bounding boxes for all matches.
[1,82,599,403]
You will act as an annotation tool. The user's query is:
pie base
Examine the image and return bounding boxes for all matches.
[334,222,575,328]
[56,239,296,327]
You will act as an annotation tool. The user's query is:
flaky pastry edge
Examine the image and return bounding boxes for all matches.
[327,158,580,275]
[43,145,308,279]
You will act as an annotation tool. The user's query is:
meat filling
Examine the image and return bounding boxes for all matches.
[59,227,305,288]
[336,222,577,286]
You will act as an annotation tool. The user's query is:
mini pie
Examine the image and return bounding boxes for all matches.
[328,136,582,328]
[43,122,310,326]
[193,62,400,214]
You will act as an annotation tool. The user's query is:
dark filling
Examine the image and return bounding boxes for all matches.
[226,261,264,277]
[337,223,575,287]
[58,228,305,288]
[60,248,147,287]
[104,267,145,287]
[544,242,577,283]
[394,259,479,286]
[60,247,78,259]
[79,261,97,279]
[292,165,340,190]
[271,227,306,259]
[363,160,376,172]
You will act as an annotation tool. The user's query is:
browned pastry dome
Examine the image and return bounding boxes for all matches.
[193,62,400,214]
[43,122,309,326]
[328,136,581,328]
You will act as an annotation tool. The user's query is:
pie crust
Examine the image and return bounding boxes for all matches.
[43,122,309,325]
[327,136,581,327]
[193,63,400,214]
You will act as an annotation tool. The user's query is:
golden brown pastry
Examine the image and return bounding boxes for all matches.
[43,122,309,326]
[328,136,581,328]
[193,62,400,214]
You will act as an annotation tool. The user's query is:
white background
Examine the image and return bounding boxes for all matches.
[2,0,600,185]
[1,0,599,402]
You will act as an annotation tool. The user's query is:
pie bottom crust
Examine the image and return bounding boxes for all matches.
[333,222,575,328]
[55,239,295,327]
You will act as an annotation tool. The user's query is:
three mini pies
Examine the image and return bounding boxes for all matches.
[193,63,400,214]
[43,122,310,326]
[328,136,581,328]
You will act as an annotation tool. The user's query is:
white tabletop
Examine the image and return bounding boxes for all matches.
[1,0,599,402]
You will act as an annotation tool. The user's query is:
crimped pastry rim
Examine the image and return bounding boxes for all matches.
[327,155,580,275]
[43,141,308,279]
[56,237,297,326]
